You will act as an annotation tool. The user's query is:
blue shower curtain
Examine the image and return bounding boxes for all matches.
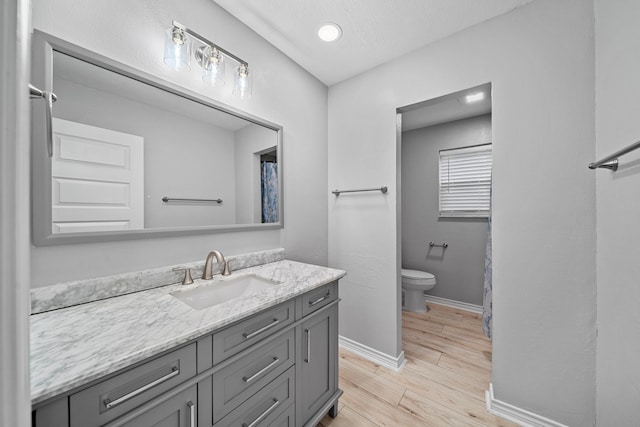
[482,183,493,340]
[261,162,278,223]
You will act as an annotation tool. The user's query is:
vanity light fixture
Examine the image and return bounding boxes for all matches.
[317,22,342,42]
[465,92,485,103]
[164,21,251,97]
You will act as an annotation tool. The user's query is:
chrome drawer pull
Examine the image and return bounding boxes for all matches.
[305,329,311,363]
[187,401,195,427]
[243,398,280,427]
[243,357,280,383]
[242,318,280,340]
[103,366,180,409]
[309,292,330,307]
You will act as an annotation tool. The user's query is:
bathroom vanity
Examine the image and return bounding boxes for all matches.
[28,28,343,426]
[30,256,344,427]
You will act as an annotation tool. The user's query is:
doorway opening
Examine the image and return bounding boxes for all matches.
[259,148,278,223]
[396,83,493,402]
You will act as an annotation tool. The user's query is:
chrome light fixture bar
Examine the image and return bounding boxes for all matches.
[164,20,251,97]
[173,20,245,65]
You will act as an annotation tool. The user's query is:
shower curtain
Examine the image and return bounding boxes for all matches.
[482,183,493,340]
[261,162,278,223]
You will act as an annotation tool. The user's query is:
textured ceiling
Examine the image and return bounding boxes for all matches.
[213,0,535,86]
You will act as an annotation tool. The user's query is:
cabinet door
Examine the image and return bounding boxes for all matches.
[119,385,197,427]
[297,304,338,426]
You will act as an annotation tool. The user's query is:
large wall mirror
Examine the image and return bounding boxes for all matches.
[31,31,283,246]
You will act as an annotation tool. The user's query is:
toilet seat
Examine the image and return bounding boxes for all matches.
[401,268,436,286]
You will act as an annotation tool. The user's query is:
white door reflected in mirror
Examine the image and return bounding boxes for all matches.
[51,118,144,234]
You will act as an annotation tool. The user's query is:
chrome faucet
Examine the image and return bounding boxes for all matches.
[202,250,231,279]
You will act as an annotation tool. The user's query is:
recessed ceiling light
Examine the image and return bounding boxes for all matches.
[465,92,485,103]
[318,23,342,42]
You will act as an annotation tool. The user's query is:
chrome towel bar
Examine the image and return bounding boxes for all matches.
[29,84,58,158]
[162,197,222,203]
[429,242,448,249]
[589,140,640,171]
[332,186,388,196]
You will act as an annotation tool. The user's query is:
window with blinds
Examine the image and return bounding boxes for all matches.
[439,143,492,217]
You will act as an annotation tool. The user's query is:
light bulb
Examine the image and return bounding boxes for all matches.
[233,63,252,99]
[171,27,185,45]
[201,46,225,86]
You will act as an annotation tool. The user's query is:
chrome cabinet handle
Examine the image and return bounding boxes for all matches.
[242,318,280,340]
[103,366,179,409]
[187,401,195,427]
[29,84,57,158]
[243,357,280,383]
[305,328,311,363]
[243,398,280,427]
[309,292,330,307]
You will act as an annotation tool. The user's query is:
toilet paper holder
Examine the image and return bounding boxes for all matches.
[429,242,448,249]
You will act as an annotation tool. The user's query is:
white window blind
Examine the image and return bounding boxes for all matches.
[439,143,492,217]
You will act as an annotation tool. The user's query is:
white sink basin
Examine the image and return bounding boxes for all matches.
[171,274,280,310]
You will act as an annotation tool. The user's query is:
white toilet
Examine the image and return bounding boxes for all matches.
[401,268,436,312]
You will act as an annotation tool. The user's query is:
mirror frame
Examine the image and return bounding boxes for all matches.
[31,30,284,246]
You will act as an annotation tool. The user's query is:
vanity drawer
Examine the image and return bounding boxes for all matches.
[212,300,294,364]
[117,384,197,427]
[301,282,338,318]
[214,366,295,427]
[266,403,295,427]
[211,329,295,423]
[70,343,197,427]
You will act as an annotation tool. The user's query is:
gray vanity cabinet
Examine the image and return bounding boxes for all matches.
[31,281,340,427]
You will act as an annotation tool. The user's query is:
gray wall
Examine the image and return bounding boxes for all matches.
[328,0,596,424]
[31,0,329,287]
[54,77,238,228]
[402,115,491,306]
[595,0,640,423]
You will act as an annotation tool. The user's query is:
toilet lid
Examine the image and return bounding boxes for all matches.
[401,268,434,280]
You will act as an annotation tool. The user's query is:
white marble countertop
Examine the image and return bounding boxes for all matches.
[30,260,345,405]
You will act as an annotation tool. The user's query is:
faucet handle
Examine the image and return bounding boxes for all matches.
[172,267,194,285]
[222,260,232,276]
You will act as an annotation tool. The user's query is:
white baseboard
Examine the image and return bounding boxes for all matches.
[425,295,483,314]
[339,335,406,372]
[485,383,568,427]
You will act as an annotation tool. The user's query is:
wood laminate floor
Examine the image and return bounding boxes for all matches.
[318,303,518,426]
